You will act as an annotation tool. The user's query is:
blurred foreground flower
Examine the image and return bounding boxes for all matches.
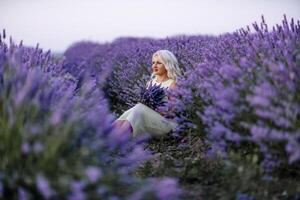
[0,33,180,200]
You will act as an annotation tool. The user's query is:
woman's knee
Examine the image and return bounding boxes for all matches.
[112,120,124,128]
[134,103,144,109]
[123,120,133,132]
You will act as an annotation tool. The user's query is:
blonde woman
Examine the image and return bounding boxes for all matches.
[113,50,182,138]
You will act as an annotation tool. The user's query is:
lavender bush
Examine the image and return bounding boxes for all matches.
[165,15,300,198]
[195,15,300,166]
[0,33,180,200]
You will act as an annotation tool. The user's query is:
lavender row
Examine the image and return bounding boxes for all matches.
[0,32,180,200]
[63,15,300,172]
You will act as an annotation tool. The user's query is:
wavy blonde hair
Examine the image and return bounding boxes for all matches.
[151,50,182,81]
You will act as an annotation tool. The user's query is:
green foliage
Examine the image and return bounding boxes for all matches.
[135,135,300,200]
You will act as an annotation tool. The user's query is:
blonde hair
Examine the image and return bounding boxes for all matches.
[151,50,182,81]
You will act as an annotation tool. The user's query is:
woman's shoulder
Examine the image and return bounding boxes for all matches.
[147,76,176,89]
[161,78,176,89]
[168,80,176,89]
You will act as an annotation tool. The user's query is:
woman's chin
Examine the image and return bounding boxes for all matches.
[153,72,161,75]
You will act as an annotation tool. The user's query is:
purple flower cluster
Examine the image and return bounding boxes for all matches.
[0,32,180,199]
[127,81,167,111]
[171,15,300,169]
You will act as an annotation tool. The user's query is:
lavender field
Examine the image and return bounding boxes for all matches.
[1,15,300,199]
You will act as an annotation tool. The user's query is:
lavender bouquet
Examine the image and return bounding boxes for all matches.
[137,81,167,110]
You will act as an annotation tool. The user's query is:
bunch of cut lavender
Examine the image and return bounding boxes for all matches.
[138,81,167,110]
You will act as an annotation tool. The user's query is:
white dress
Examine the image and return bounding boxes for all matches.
[117,77,178,137]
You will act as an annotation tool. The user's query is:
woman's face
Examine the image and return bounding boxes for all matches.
[152,54,167,76]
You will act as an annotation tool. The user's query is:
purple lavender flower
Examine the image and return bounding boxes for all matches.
[21,142,31,154]
[131,81,167,111]
[236,192,255,200]
[68,181,86,200]
[153,178,181,200]
[36,174,54,199]
[85,166,102,183]
[18,187,29,200]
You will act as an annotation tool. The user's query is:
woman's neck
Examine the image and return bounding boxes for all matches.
[155,74,169,83]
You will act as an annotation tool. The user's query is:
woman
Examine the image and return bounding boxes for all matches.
[113,49,182,138]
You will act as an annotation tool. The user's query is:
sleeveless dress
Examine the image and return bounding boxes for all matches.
[117,77,178,137]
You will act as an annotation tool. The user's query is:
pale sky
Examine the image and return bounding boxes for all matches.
[0,0,299,52]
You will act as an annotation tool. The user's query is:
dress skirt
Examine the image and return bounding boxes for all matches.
[117,103,177,137]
